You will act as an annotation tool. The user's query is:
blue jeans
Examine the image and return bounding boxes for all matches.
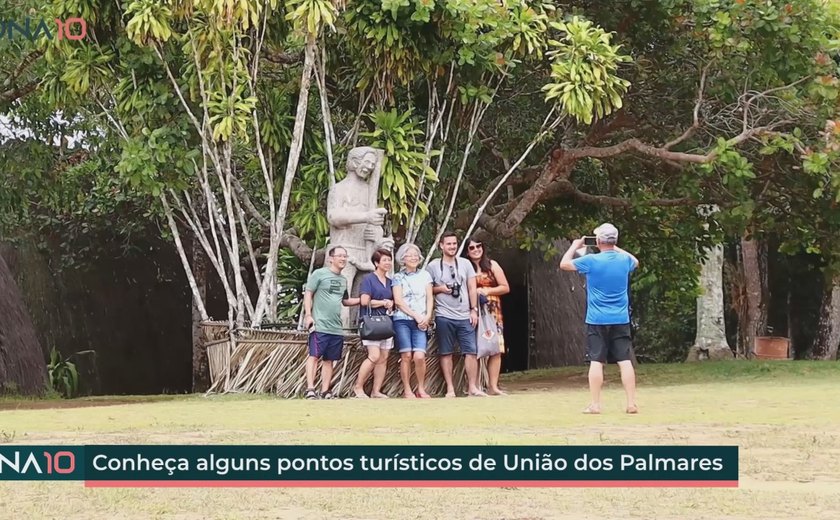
[393,319,427,353]
[435,316,477,355]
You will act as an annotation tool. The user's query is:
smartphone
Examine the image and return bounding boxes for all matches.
[583,236,597,246]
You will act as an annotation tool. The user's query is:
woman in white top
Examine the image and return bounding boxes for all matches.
[392,243,434,398]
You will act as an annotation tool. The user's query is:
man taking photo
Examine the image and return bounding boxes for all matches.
[560,223,639,414]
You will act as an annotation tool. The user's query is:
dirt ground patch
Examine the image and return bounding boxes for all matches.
[503,372,590,392]
[0,396,177,411]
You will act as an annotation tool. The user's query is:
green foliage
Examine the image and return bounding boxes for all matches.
[47,347,79,398]
[258,87,295,155]
[58,45,114,94]
[624,210,710,363]
[344,0,554,100]
[274,248,310,323]
[207,84,259,142]
[113,128,198,197]
[124,0,174,45]
[542,16,631,124]
[196,0,279,30]
[361,108,437,228]
[694,0,840,88]
[285,0,337,37]
[289,139,335,240]
[0,110,154,267]
[631,270,699,363]
[800,120,840,204]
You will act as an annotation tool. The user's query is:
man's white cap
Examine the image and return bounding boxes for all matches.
[594,223,619,241]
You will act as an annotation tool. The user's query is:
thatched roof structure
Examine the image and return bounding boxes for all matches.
[202,321,486,398]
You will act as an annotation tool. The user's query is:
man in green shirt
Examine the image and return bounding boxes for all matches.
[303,246,359,399]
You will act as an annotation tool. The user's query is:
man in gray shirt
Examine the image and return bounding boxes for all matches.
[426,231,486,397]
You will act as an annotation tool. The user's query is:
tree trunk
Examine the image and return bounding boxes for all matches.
[811,272,840,360]
[161,193,209,319]
[191,235,210,392]
[0,254,47,395]
[687,207,733,361]
[740,234,769,357]
[687,242,733,360]
[252,35,316,326]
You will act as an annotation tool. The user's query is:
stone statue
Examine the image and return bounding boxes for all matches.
[326,146,394,329]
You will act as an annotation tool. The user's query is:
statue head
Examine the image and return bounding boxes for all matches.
[346,146,379,181]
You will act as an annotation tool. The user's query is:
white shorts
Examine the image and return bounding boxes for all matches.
[362,338,394,350]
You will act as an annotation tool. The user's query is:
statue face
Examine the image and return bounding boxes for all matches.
[350,152,377,180]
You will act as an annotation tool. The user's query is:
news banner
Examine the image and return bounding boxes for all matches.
[0,445,738,487]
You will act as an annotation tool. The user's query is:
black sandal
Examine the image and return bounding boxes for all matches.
[305,389,318,400]
[321,391,334,400]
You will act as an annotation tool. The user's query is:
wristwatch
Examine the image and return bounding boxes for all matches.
[471,307,479,312]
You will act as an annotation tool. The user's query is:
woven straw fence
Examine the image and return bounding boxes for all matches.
[202,321,489,398]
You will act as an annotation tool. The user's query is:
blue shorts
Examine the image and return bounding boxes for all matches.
[393,319,427,353]
[308,332,344,361]
[435,316,477,355]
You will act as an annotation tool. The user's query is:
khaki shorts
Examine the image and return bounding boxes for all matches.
[362,337,394,350]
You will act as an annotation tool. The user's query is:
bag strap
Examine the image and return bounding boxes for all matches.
[440,257,462,285]
[358,300,371,326]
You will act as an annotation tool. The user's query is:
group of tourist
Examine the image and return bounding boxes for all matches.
[302,231,509,400]
[302,224,639,414]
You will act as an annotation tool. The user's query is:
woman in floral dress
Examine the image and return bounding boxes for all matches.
[465,237,510,395]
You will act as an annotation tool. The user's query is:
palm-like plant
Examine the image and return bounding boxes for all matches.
[47,347,79,398]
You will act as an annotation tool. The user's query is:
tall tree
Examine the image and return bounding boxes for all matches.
[739,233,770,356]
[687,206,732,361]
[0,254,46,395]
[812,273,840,360]
[0,1,64,395]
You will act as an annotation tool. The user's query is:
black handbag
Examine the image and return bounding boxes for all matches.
[359,306,394,341]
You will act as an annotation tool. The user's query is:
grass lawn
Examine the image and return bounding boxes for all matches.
[1,360,839,519]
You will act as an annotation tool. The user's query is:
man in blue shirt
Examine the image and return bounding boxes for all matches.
[560,223,639,415]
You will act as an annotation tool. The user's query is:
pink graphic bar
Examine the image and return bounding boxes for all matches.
[86,480,738,488]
